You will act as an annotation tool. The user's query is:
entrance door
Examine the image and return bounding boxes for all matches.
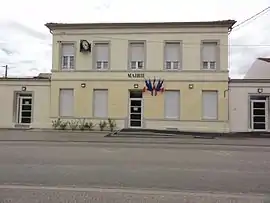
[251,100,268,131]
[129,90,143,128]
[18,96,32,124]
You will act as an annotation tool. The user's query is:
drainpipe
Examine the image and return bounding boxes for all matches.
[224,88,230,133]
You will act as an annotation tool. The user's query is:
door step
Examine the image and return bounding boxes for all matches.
[14,124,31,129]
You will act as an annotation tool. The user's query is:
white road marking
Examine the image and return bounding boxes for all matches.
[0,184,266,199]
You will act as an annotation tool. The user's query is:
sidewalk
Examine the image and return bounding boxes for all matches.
[0,129,270,147]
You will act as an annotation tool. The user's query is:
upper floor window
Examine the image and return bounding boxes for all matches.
[61,43,75,70]
[201,41,218,70]
[94,42,109,70]
[164,42,181,70]
[129,42,145,70]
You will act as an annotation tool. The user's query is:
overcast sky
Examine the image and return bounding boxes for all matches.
[0,0,269,78]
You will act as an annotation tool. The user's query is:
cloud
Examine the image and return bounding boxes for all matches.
[0,0,269,78]
[229,9,270,78]
[0,20,51,77]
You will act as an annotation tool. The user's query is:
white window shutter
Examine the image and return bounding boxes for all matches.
[164,91,180,119]
[95,44,109,61]
[130,43,144,61]
[62,44,74,56]
[94,90,108,117]
[59,89,74,117]
[165,43,180,61]
[202,43,217,61]
[202,91,218,119]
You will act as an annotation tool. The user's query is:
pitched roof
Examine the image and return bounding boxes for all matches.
[258,57,270,63]
[45,20,236,31]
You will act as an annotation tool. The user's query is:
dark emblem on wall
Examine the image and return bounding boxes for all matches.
[80,40,91,53]
[143,78,164,96]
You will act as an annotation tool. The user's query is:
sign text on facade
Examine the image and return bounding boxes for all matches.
[128,73,145,78]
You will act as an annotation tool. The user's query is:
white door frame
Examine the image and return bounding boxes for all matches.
[128,98,143,128]
[18,96,32,124]
[250,99,268,131]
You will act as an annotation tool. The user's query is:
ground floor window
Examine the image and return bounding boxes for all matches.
[202,91,218,120]
[164,91,180,119]
[59,89,74,117]
[93,89,108,118]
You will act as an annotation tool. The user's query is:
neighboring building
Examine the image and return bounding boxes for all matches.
[44,20,236,132]
[229,58,270,132]
[0,74,51,129]
[244,58,270,79]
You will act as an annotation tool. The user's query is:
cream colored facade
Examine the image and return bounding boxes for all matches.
[46,20,235,132]
[0,20,236,132]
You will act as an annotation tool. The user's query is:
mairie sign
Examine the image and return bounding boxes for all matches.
[128,73,145,78]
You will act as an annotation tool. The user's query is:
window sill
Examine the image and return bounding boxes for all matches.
[60,69,75,72]
[164,118,180,121]
[93,117,109,119]
[58,116,74,119]
[128,69,145,71]
[201,118,219,121]
[201,69,218,71]
[164,69,182,71]
[95,69,110,71]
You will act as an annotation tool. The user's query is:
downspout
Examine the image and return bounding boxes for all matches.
[224,87,230,133]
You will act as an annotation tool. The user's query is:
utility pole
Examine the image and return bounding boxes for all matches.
[1,65,8,78]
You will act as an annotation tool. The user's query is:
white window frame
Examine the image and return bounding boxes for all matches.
[165,61,180,70]
[96,61,109,70]
[164,42,181,70]
[59,89,74,117]
[61,43,75,70]
[202,61,216,70]
[201,41,218,70]
[130,61,144,70]
[94,42,110,70]
[164,90,180,119]
[202,91,218,120]
[129,42,145,70]
[93,89,108,118]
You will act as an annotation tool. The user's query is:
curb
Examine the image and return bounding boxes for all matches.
[1,139,270,147]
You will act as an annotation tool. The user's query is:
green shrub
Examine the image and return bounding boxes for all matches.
[52,118,61,129]
[84,121,95,131]
[68,120,79,130]
[78,119,86,131]
[108,118,117,132]
[59,121,68,130]
[99,120,107,131]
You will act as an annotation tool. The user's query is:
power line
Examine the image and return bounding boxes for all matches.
[83,35,270,47]
[231,6,270,32]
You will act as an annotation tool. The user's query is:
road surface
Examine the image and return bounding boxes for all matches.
[0,142,270,202]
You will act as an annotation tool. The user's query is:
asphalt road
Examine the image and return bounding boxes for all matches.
[0,142,270,202]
